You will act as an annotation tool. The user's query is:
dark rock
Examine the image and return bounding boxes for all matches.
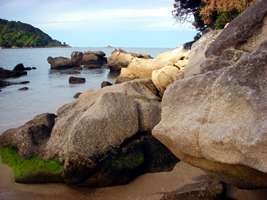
[13,63,33,71]
[161,178,224,200]
[0,80,30,88]
[31,67,37,70]
[73,92,82,99]
[69,76,86,84]
[71,51,83,66]
[0,113,57,157]
[13,63,26,71]
[48,56,81,70]
[18,87,29,91]
[0,67,27,79]
[101,81,112,88]
[19,81,30,85]
[82,51,107,68]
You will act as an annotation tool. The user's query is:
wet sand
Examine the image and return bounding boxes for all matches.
[2,162,267,200]
[0,162,205,200]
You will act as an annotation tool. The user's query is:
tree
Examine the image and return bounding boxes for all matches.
[173,0,256,31]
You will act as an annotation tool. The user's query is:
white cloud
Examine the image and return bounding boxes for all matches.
[38,7,193,32]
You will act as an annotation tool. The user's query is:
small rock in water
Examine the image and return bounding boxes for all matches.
[31,67,37,70]
[18,87,29,91]
[101,81,112,88]
[19,81,30,85]
[69,76,86,84]
[73,92,82,99]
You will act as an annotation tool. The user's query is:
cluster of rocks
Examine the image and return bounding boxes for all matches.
[153,0,267,189]
[0,1,267,199]
[0,79,177,186]
[106,47,190,95]
[48,51,107,70]
[0,63,34,89]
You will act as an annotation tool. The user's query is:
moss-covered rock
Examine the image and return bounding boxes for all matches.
[0,147,63,183]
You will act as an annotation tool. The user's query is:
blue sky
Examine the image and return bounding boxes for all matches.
[0,0,197,48]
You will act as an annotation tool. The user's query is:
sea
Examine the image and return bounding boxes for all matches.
[0,47,170,133]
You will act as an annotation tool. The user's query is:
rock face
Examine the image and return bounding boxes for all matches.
[120,47,189,80]
[69,76,86,84]
[0,67,27,79]
[0,80,177,187]
[153,1,267,188]
[107,49,152,71]
[43,79,177,186]
[152,66,182,95]
[48,51,107,69]
[48,57,78,70]
[0,113,57,157]
[161,178,223,200]
[82,51,107,68]
[101,81,112,88]
[13,63,34,71]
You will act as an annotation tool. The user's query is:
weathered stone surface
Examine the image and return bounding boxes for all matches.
[153,41,267,188]
[0,67,27,79]
[101,81,112,88]
[0,113,57,157]
[69,76,86,84]
[152,66,181,95]
[82,51,107,68]
[161,178,223,200]
[184,30,221,78]
[206,0,267,57]
[119,47,189,80]
[27,79,175,186]
[48,57,78,70]
[107,49,152,71]
[71,51,83,66]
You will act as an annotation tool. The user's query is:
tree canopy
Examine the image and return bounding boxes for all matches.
[173,0,256,31]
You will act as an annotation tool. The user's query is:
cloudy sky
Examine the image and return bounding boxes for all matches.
[0,0,197,48]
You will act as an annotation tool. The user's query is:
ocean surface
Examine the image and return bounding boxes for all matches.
[0,47,169,133]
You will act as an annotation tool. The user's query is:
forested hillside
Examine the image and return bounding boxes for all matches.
[0,19,67,48]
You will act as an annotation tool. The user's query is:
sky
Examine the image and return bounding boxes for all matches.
[0,0,197,48]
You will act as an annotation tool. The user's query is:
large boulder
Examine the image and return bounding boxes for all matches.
[119,47,189,80]
[47,57,79,70]
[152,66,181,95]
[70,51,83,66]
[69,76,86,84]
[43,79,177,186]
[0,80,177,186]
[0,67,27,79]
[107,49,152,71]
[0,113,57,157]
[82,51,107,68]
[153,1,267,189]
[153,40,267,188]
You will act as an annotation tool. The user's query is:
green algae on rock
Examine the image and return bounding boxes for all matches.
[0,147,63,183]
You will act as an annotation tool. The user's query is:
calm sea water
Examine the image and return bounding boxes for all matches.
[0,47,169,133]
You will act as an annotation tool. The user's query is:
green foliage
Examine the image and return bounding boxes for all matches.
[0,147,63,181]
[214,11,239,29]
[0,19,67,48]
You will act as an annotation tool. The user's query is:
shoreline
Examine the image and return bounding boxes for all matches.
[0,162,206,200]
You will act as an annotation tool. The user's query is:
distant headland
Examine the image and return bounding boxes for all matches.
[0,19,69,48]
